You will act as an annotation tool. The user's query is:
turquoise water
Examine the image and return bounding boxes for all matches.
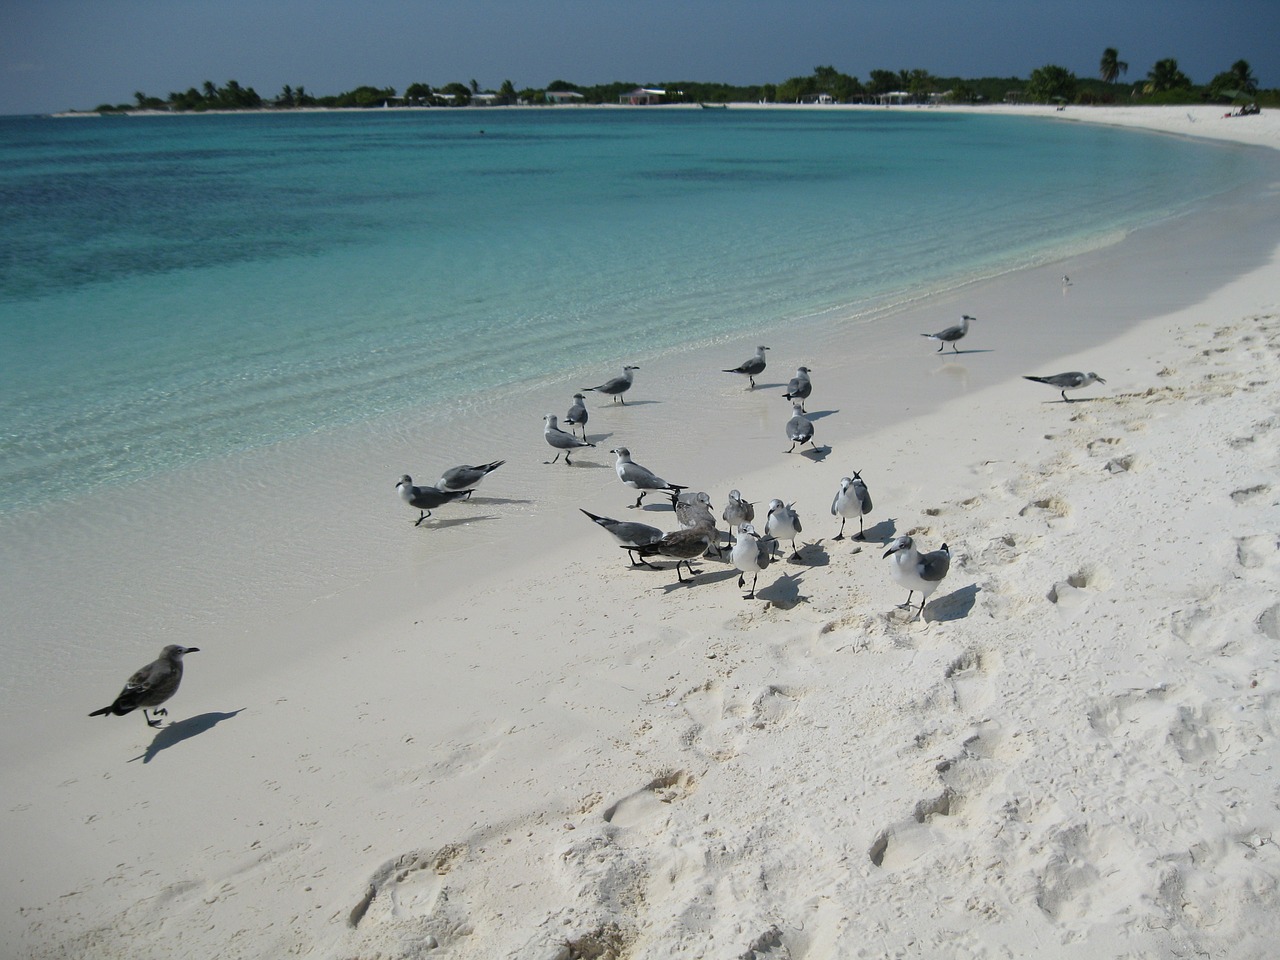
[0,108,1269,513]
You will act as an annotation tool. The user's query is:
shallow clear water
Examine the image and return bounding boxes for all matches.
[0,108,1268,513]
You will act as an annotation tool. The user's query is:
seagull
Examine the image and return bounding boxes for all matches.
[1023,372,1106,403]
[1061,275,1072,286]
[765,498,803,560]
[922,314,975,353]
[723,345,769,389]
[782,366,812,411]
[785,402,817,454]
[579,508,664,568]
[730,523,774,599]
[543,414,596,464]
[632,523,716,583]
[722,489,755,537]
[883,535,951,618]
[831,472,873,540]
[564,393,589,439]
[611,447,688,508]
[583,365,639,404]
[436,460,506,496]
[675,491,721,556]
[89,644,199,728]
[396,475,472,525]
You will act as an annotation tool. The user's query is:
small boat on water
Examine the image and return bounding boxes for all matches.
[699,102,728,110]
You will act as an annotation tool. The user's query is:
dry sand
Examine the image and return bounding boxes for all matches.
[6,106,1280,959]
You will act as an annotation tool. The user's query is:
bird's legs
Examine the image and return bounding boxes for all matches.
[544,452,563,465]
[143,709,164,728]
[742,572,759,600]
[854,517,865,541]
[834,517,846,540]
[414,509,432,526]
[632,492,646,509]
[628,550,660,570]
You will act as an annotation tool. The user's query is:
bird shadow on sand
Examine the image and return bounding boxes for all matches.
[465,496,533,507]
[756,572,806,609]
[657,565,738,594]
[925,584,980,623]
[547,459,611,470]
[747,381,789,391]
[941,348,995,356]
[418,514,500,530]
[859,518,899,545]
[1041,397,1106,405]
[581,432,615,445]
[785,540,830,567]
[804,409,840,421]
[794,445,832,463]
[606,399,661,407]
[130,709,245,764]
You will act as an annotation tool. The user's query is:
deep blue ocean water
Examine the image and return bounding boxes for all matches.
[0,107,1269,514]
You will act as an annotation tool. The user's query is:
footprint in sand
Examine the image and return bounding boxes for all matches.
[1235,534,1278,569]
[1046,565,1110,609]
[1230,484,1271,504]
[601,770,697,830]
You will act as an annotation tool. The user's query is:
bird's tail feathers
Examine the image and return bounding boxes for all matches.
[1023,376,1049,385]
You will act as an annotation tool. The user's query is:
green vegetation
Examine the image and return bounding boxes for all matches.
[89,53,1276,115]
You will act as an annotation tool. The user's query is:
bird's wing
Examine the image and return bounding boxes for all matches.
[918,550,951,582]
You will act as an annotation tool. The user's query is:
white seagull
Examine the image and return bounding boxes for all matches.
[583,365,639,404]
[436,459,505,496]
[543,414,596,464]
[723,345,770,389]
[883,535,951,618]
[831,472,873,540]
[611,447,688,508]
[730,523,774,599]
[764,498,803,560]
[396,474,472,525]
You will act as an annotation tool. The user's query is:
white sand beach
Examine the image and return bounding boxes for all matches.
[6,106,1280,959]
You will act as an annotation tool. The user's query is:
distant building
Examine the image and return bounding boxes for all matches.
[876,91,911,105]
[620,87,666,105]
[546,90,585,105]
[799,93,835,105]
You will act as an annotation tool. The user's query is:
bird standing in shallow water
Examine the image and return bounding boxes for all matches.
[921,315,975,353]
[89,644,199,728]
[396,475,471,525]
[831,472,873,540]
[884,535,951,618]
[723,345,769,389]
[1023,371,1106,403]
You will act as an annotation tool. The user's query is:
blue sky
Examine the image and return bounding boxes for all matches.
[4,0,1278,115]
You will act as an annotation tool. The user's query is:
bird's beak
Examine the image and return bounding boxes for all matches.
[186,647,201,653]
[1097,377,1107,384]
[882,546,898,558]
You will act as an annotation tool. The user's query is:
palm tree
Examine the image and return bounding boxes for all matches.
[1228,59,1258,94]
[1099,48,1128,84]
[1146,58,1191,93]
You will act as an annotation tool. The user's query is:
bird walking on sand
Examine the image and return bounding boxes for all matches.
[89,644,199,728]
[632,523,716,583]
[884,535,951,618]
[831,472,873,540]
[723,345,769,389]
[730,523,774,599]
[783,366,812,411]
[543,414,595,464]
[580,509,664,568]
[722,489,755,537]
[1023,371,1106,403]
[785,402,817,454]
[564,393,589,439]
[583,365,639,404]
[612,447,688,508]
[396,475,472,525]
[765,499,803,561]
[436,460,505,496]
[922,314,975,353]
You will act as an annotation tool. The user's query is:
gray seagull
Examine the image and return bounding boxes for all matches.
[436,460,506,496]
[1023,371,1106,403]
[611,447,688,508]
[396,474,471,525]
[543,414,595,464]
[730,523,774,599]
[632,522,717,583]
[564,393,589,438]
[583,365,639,404]
[580,508,664,568]
[782,366,813,411]
[831,472,873,540]
[89,644,199,728]
[884,535,951,618]
[785,402,817,453]
[922,314,975,352]
[723,345,770,388]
